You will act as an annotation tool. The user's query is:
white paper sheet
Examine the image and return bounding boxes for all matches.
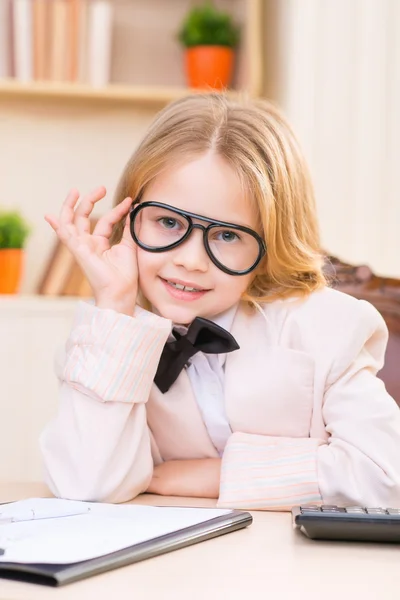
[0,498,233,564]
[0,498,92,523]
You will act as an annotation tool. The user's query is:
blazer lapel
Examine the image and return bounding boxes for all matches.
[224,301,315,438]
[147,374,220,460]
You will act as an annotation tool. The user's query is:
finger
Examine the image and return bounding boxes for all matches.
[44,214,76,248]
[74,186,107,235]
[92,196,133,240]
[44,214,60,232]
[120,210,136,249]
[59,189,80,228]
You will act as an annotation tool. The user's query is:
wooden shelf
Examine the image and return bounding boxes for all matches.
[0,0,264,107]
[0,79,211,106]
[0,78,257,107]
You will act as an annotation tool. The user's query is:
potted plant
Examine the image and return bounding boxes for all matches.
[0,209,30,294]
[177,1,240,90]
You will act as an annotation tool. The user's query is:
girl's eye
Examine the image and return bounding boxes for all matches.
[216,229,240,242]
[158,217,179,229]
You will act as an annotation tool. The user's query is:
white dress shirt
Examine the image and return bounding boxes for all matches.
[170,304,239,456]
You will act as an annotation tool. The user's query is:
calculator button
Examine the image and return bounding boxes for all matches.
[386,508,400,515]
[345,507,366,514]
[300,506,321,513]
[366,508,386,515]
[321,506,346,512]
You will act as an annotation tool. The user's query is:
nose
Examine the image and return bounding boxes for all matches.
[171,227,209,273]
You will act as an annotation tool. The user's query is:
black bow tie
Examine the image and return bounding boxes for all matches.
[154,317,240,393]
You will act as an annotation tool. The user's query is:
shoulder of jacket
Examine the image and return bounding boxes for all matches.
[273,286,385,328]
[258,287,388,372]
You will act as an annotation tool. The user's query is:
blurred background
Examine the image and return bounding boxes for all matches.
[1,0,399,295]
[0,0,399,482]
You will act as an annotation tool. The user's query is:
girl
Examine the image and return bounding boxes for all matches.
[41,93,400,510]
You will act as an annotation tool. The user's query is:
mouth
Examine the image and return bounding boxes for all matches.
[160,277,211,300]
[161,278,209,292]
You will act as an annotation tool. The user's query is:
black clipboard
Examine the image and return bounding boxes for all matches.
[0,508,252,587]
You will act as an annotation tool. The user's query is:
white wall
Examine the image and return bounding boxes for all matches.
[0,296,77,481]
[0,99,156,293]
[272,0,400,277]
[2,0,399,291]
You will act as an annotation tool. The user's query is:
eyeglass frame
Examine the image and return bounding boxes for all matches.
[129,201,267,276]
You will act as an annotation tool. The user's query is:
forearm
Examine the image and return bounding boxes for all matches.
[147,459,222,498]
[40,384,153,502]
[41,301,171,502]
[217,433,324,510]
[317,433,400,508]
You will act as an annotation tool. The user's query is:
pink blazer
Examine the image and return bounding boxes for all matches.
[40,287,400,510]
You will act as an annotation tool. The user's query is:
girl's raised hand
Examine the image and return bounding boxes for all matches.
[45,187,138,316]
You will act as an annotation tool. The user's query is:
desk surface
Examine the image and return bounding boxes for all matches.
[1,483,400,600]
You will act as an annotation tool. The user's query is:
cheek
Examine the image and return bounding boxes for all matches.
[136,249,164,282]
[215,271,253,298]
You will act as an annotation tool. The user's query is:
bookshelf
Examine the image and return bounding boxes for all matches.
[0,0,264,106]
[0,0,267,297]
[0,79,251,107]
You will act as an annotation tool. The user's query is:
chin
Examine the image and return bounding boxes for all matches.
[154,303,202,325]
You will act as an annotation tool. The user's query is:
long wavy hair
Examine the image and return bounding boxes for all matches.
[111,93,327,304]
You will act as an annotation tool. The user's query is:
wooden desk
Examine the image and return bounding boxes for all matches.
[1,483,400,600]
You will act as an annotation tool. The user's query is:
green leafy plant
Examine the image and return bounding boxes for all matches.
[178,1,240,48]
[0,210,30,249]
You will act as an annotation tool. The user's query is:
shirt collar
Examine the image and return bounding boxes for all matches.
[210,303,238,367]
[209,303,238,335]
[169,303,239,367]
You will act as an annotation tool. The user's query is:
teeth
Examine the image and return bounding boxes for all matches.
[168,281,201,292]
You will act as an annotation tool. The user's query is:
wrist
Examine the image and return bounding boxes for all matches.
[95,294,136,316]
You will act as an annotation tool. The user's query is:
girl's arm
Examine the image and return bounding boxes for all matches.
[40,301,171,502]
[41,186,171,502]
[217,302,400,510]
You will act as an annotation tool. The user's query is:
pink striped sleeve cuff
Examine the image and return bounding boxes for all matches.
[62,302,171,403]
[217,432,324,511]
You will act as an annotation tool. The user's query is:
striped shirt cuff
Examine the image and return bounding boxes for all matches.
[62,301,171,403]
[217,432,324,511]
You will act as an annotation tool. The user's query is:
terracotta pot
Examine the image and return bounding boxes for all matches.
[185,46,235,90]
[0,248,24,294]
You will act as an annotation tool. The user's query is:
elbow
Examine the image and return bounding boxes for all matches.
[380,470,400,508]
[40,440,153,504]
[43,462,153,504]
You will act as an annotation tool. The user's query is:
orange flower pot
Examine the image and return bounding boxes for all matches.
[185,46,235,90]
[0,248,24,294]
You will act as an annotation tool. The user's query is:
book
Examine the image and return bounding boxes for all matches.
[77,0,89,82]
[87,0,113,87]
[12,0,33,81]
[49,0,69,81]
[65,0,80,82]
[38,216,98,296]
[0,0,12,78]
[61,261,92,297]
[0,498,252,586]
[37,241,76,296]
[32,0,48,80]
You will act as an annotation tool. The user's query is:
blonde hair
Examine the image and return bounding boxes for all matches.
[111,92,327,304]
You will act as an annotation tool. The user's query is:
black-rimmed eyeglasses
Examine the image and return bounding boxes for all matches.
[129,201,266,276]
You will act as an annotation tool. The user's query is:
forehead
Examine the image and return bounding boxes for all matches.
[142,153,258,229]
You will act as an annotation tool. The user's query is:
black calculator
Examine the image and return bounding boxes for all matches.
[292,505,400,543]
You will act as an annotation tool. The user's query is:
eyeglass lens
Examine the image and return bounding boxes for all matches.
[133,204,262,273]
